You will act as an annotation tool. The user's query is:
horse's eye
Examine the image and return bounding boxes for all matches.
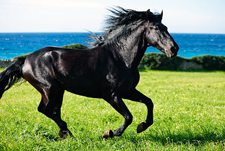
[150,26,159,30]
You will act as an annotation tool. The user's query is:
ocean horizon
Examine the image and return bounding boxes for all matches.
[0,32,225,60]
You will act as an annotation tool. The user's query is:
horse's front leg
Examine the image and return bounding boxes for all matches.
[123,89,154,133]
[102,93,133,139]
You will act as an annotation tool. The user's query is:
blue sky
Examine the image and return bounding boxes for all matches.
[0,0,224,33]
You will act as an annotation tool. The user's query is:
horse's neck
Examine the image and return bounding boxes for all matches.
[115,24,147,70]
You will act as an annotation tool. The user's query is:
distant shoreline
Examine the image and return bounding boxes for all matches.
[0,60,12,68]
[1,33,225,60]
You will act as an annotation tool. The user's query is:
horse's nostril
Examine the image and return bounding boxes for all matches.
[171,46,178,53]
[171,47,176,53]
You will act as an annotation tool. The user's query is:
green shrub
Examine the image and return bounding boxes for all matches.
[13,53,31,60]
[190,55,225,70]
[13,44,89,60]
[140,53,225,71]
[62,43,88,49]
[140,53,187,70]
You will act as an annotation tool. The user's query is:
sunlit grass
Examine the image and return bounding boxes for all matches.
[0,69,224,150]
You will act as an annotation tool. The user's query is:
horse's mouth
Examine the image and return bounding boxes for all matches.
[165,46,179,58]
[166,51,177,58]
[155,45,178,58]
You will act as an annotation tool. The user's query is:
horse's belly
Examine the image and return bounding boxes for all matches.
[63,79,102,98]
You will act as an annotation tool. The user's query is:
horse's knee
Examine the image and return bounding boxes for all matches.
[146,98,154,109]
[125,114,133,125]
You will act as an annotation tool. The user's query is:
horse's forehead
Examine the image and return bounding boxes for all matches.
[149,22,161,26]
[148,22,167,31]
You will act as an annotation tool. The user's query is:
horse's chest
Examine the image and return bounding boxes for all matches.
[106,72,133,92]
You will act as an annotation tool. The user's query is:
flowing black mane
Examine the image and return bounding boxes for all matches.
[106,7,148,29]
[90,7,162,47]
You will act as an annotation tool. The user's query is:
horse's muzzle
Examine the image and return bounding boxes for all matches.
[167,45,179,58]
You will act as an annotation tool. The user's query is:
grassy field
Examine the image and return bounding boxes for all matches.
[0,69,224,150]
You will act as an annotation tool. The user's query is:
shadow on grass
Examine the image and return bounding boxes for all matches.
[141,129,225,147]
[138,68,225,73]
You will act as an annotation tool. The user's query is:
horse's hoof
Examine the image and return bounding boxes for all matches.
[102,129,114,139]
[59,130,68,139]
[137,122,147,133]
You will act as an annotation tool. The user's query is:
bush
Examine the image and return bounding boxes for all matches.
[140,53,225,71]
[62,43,88,49]
[13,44,89,60]
[140,53,187,70]
[13,53,31,60]
[190,55,225,70]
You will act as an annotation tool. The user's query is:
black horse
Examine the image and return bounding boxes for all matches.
[0,7,179,139]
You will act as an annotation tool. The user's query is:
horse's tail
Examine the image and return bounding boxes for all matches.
[0,57,26,99]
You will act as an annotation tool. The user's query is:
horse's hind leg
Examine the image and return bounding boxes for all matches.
[123,89,154,133]
[38,88,73,138]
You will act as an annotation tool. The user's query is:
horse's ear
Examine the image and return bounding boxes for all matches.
[146,9,151,19]
[160,10,163,21]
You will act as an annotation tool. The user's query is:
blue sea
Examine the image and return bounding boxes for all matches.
[0,33,225,60]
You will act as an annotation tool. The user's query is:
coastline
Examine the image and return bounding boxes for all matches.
[0,59,204,70]
[0,60,13,68]
[1,53,225,71]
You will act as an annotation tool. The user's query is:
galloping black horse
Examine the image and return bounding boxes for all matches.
[0,7,179,139]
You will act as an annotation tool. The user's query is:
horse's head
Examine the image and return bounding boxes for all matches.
[145,10,179,58]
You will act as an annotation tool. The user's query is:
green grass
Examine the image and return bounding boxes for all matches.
[0,69,224,150]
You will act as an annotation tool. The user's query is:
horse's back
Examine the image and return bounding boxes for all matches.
[23,46,99,73]
[22,46,105,98]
